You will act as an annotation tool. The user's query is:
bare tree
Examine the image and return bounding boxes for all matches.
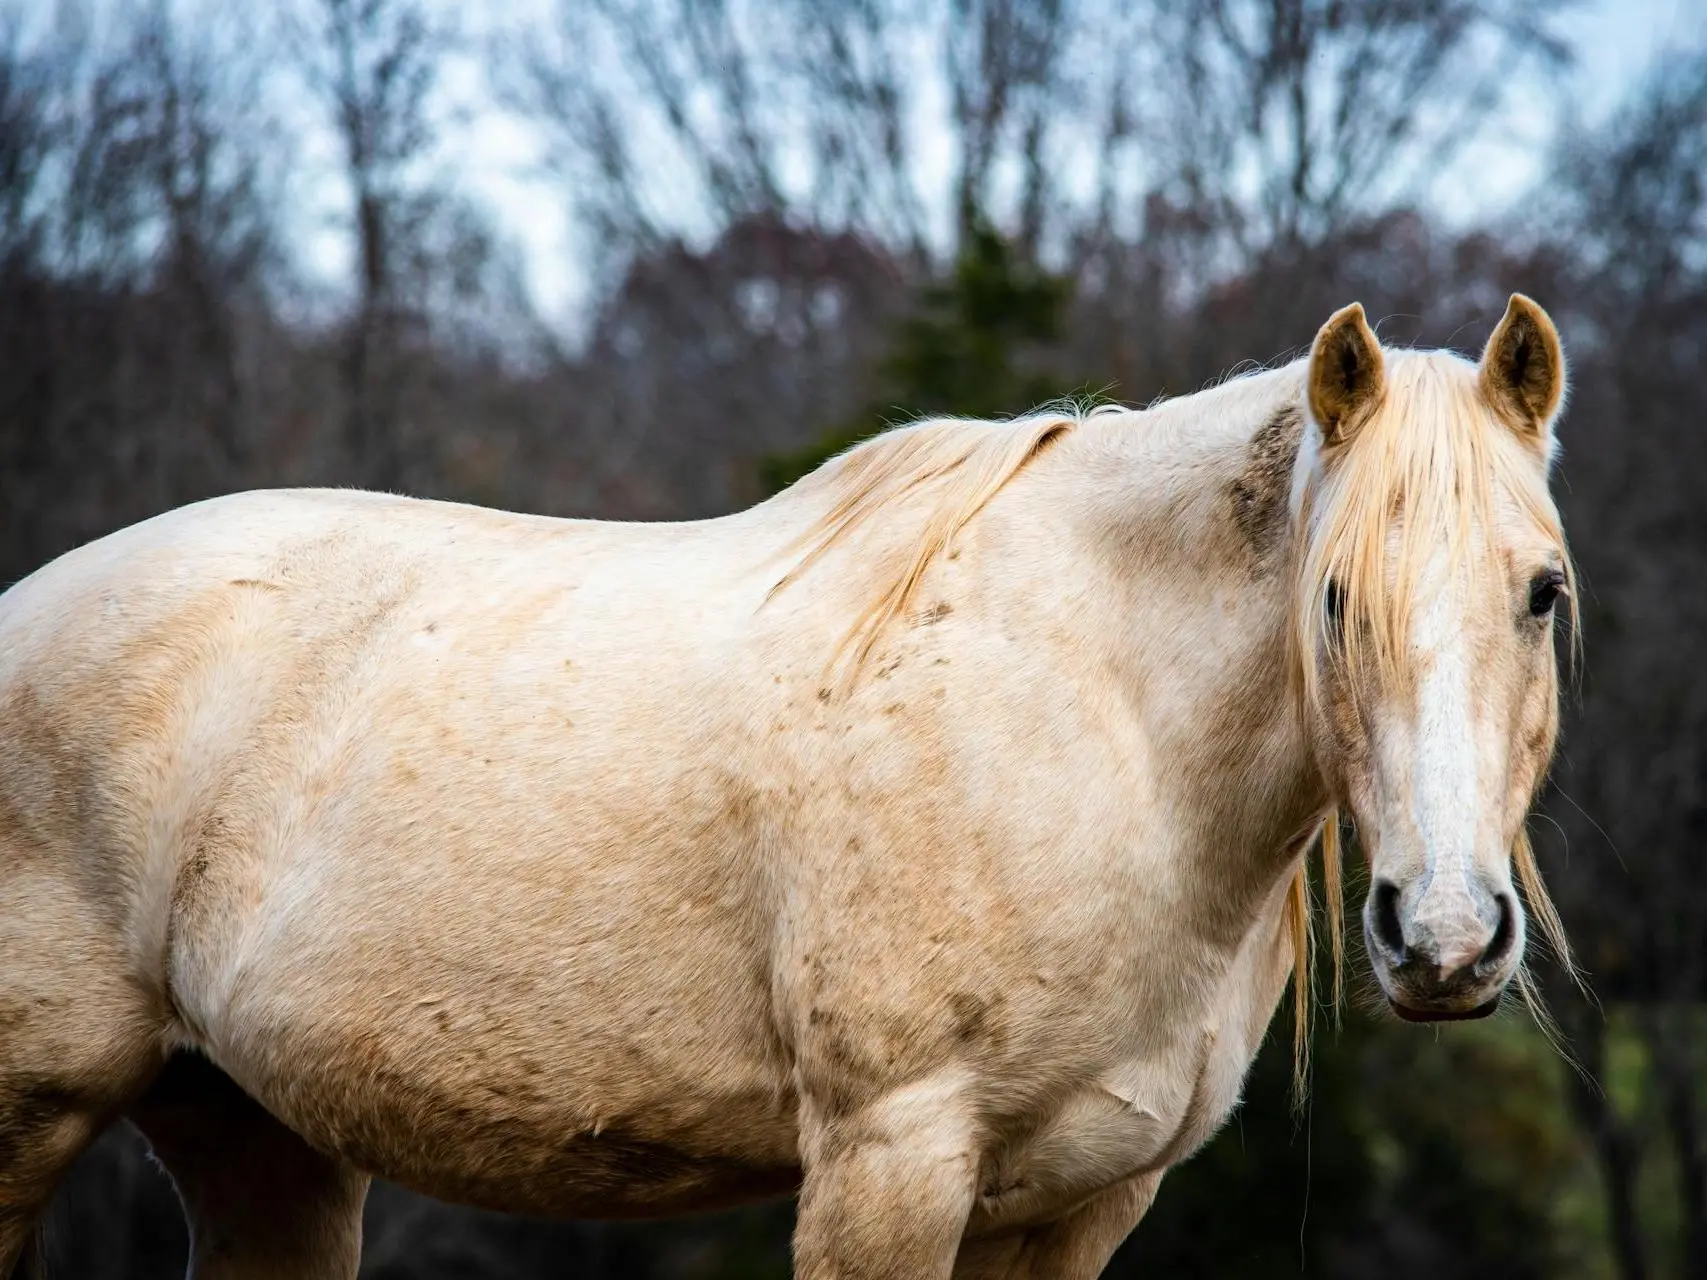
[0,9,63,268]
[127,0,278,475]
[498,0,1091,274]
[0,0,282,569]
[1132,0,1574,263]
[292,0,451,488]
[504,0,1574,278]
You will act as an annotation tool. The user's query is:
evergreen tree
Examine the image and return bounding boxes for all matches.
[760,224,1075,494]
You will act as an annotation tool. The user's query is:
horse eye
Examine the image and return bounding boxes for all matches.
[1528,570,1565,618]
[1325,580,1346,636]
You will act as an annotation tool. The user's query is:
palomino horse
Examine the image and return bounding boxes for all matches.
[0,297,1575,1278]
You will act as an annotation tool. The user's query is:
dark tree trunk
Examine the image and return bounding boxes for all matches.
[1564,1016,1650,1280]
[1644,1008,1707,1280]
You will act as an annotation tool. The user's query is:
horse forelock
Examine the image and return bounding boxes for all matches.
[1290,350,1574,717]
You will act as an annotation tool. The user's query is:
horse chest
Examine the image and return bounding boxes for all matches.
[969,1023,1255,1234]
[966,896,1295,1241]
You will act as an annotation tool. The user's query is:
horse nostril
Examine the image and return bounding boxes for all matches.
[1479,893,1517,972]
[1372,880,1406,961]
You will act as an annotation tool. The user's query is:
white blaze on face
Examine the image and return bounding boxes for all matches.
[1404,549,1487,977]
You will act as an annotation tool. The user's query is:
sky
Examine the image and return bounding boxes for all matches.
[294,0,1706,328]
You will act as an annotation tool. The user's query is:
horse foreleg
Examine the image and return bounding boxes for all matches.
[792,1076,980,1280]
[951,1172,1163,1280]
[128,1054,368,1280]
[0,1101,96,1278]
[0,863,165,1277]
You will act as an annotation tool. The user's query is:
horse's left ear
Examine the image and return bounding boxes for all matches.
[1479,294,1566,443]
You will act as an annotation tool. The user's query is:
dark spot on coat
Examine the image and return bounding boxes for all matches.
[1230,403,1303,574]
[950,992,993,1044]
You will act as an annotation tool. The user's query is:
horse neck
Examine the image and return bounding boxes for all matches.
[1020,376,1327,919]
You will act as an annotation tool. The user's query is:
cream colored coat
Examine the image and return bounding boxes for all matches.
[0,297,1573,1279]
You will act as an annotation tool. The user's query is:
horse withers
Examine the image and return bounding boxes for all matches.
[0,297,1575,1278]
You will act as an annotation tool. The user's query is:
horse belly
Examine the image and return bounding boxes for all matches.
[193,979,803,1218]
[169,823,803,1216]
[328,1079,801,1219]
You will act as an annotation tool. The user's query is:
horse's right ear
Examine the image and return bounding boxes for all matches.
[1307,302,1386,444]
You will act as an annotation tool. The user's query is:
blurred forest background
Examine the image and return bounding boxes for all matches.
[4,0,1705,1275]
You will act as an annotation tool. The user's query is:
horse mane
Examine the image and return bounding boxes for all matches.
[1285,351,1581,1093]
[767,408,1086,684]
